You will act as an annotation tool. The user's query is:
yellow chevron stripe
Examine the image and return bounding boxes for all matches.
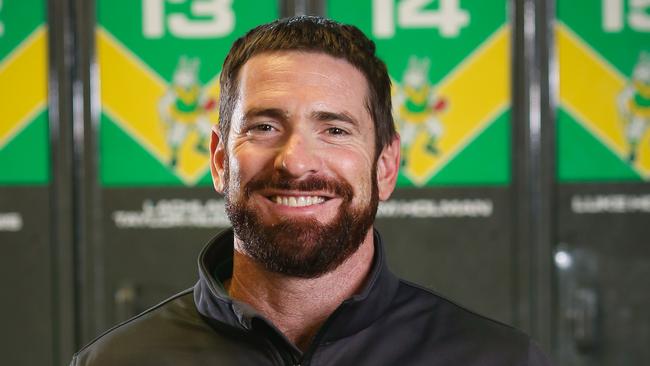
[404,25,511,185]
[98,27,219,184]
[98,27,169,157]
[0,26,47,149]
[557,23,627,153]
[557,23,649,176]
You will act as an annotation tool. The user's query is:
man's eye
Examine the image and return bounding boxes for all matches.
[326,127,348,135]
[250,124,276,133]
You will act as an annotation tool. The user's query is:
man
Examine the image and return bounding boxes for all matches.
[71,16,552,365]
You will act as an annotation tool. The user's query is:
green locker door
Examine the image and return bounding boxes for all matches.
[328,0,518,325]
[555,0,650,364]
[82,0,279,342]
[0,1,56,364]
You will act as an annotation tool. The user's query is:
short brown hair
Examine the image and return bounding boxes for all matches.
[218,16,396,158]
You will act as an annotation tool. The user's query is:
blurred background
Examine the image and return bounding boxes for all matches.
[1,0,649,365]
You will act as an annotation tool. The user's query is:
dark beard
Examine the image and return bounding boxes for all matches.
[225,169,378,278]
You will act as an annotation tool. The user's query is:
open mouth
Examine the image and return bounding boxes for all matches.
[271,195,330,207]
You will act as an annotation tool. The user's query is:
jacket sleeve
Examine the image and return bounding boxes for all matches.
[69,354,78,366]
[526,340,555,366]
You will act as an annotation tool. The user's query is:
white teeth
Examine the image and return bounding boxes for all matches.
[273,196,325,207]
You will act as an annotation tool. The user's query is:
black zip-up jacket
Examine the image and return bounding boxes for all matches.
[71,229,553,365]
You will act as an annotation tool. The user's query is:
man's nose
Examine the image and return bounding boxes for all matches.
[275,130,321,178]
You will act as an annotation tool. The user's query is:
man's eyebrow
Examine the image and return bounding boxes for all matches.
[310,110,359,127]
[243,108,289,123]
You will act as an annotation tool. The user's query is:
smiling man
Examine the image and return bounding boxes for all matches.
[71,16,552,365]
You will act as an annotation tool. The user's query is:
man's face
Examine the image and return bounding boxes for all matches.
[211,51,398,278]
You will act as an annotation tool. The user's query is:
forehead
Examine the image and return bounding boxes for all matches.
[236,51,371,120]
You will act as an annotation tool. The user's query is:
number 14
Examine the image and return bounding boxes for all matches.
[373,0,470,39]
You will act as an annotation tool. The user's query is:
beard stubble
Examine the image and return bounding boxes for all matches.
[224,163,379,278]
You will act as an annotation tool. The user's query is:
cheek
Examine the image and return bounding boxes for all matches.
[227,147,271,191]
[224,155,242,194]
[325,150,374,201]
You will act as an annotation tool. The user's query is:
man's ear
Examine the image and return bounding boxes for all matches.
[210,125,226,194]
[376,135,401,201]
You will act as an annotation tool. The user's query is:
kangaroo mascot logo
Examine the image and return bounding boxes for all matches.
[618,51,650,163]
[158,56,216,168]
[394,56,448,167]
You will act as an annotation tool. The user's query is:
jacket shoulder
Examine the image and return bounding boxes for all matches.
[71,289,215,365]
[385,280,553,365]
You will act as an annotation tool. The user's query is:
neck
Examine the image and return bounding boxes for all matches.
[226,229,375,351]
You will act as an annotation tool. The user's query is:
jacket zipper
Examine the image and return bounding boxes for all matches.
[265,338,303,366]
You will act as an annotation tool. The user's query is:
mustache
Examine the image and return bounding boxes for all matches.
[244,174,353,200]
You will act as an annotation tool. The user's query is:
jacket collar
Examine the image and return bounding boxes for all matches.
[193,228,400,343]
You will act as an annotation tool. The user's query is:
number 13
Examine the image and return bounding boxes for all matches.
[143,0,235,39]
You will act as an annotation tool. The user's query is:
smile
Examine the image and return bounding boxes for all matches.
[272,195,327,207]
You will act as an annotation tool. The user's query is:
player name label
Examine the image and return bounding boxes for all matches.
[112,199,229,229]
[571,194,650,214]
[378,198,493,218]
